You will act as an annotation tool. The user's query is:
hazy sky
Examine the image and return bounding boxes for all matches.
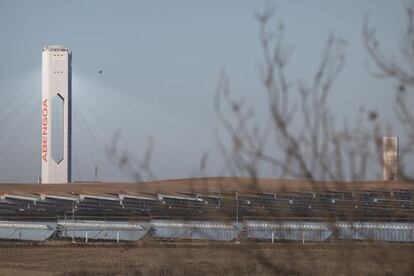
[0,0,405,182]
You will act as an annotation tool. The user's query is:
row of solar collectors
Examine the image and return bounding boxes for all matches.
[245,220,414,242]
[237,193,414,218]
[1,220,414,243]
[0,191,413,219]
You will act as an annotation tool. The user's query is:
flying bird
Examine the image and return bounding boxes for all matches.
[98,70,103,74]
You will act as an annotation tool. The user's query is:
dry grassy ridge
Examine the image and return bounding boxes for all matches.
[0,177,413,197]
[0,242,412,275]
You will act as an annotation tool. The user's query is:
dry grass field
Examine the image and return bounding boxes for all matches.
[0,241,413,275]
[0,177,413,196]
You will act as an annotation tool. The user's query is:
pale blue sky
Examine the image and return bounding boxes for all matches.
[0,0,405,182]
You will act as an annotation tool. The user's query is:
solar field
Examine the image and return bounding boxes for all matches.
[0,177,413,243]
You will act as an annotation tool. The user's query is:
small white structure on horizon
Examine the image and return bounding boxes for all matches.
[383,136,398,181]
[41,45,72,183]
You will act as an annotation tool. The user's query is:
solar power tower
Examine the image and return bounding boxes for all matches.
[41,45,72,183]
[383,136,398,181]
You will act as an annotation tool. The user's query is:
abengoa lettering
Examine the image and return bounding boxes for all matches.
[42,99,48,162]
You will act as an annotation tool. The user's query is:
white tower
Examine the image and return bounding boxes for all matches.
[41,45,72,183]
[383,136,398,181]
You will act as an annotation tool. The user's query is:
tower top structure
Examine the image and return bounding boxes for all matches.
[43,45,70,52]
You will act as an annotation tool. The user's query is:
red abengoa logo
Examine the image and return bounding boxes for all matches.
[42,99,48,162]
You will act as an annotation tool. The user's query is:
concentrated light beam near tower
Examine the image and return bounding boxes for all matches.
[41,45,72,183]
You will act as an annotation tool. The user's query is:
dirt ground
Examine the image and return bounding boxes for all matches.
[1,177,413,197]
[0,241,412,275]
